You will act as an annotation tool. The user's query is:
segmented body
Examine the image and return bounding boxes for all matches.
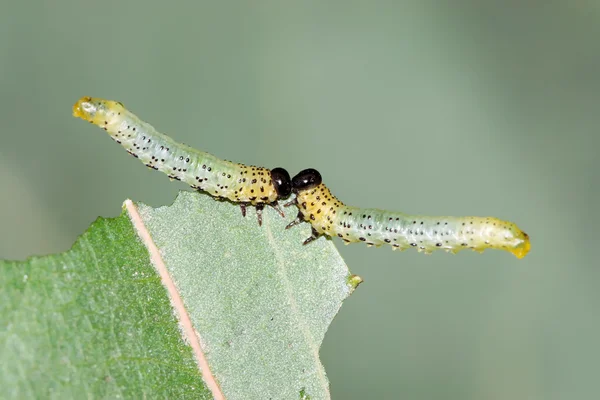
[288,169,531,259]
[73,97,291,213]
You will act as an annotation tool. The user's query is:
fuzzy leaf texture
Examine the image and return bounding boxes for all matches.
[0,191,358,400]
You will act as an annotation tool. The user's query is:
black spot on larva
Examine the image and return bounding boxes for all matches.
[461,243,468,246]
[186,158,189,162]
[436,243,442,247]
[202,164,206,169]
[359,237,366,241]
[310,214,315,221]
[338,234,343,238]
[410,243,417,247]
[384,239,391,243]
[208,167,212,171]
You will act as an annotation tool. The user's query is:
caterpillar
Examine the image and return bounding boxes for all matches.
[285,169,531,259]
[72,97,292,225]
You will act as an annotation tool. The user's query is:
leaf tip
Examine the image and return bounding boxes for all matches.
[347,274,363,294]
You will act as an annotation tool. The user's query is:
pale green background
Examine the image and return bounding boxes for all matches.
[1,1,598,399]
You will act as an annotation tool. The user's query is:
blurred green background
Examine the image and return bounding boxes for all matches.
[1,1,598,399]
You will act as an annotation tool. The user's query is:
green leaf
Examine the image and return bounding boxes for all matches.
[1,191,358,400]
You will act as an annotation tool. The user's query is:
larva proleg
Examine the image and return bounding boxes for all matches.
[286,169,531,258]
[73,97,292,224]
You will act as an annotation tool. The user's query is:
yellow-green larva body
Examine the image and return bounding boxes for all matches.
[73,97,288,208]
[290,170,531,259]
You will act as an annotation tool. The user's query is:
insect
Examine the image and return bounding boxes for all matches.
[72,97,292,225]
[285,169,531,258]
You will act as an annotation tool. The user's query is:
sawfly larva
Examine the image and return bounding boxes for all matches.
[73,97,292,224]
[286,169,531,258]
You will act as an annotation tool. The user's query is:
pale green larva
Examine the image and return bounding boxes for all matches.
[286,169,531,258]
[73,97,292,224]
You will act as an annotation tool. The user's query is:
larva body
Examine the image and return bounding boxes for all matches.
[73,97,291,222]
[287,169,531,259]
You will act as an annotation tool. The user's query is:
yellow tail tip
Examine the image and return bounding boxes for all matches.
[72,96,93,119]
[510,232,531,259]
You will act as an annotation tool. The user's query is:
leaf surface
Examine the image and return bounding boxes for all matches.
[1,191,356,400]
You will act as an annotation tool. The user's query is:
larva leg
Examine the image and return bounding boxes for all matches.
[269,201,285,218]
[303,227,321,245]
[283,198,297,208]
[255,204,265,226]
[240,203,247,218]
[285,211,304,230]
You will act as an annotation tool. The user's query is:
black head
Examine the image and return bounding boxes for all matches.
[292,168,322,193]
[270,167,292,199]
